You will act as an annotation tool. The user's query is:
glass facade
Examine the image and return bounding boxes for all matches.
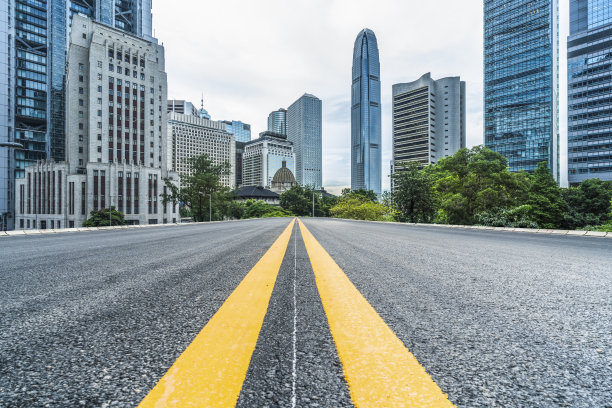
[484,0,559,181]
[0,0,14,230]
[223,120,252,143]
[267,108,287,136]
[351,28,381,195]
[287,94,322,189]
[568,0,612,184]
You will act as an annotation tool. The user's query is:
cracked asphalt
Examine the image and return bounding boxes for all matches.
[1,218,611,407]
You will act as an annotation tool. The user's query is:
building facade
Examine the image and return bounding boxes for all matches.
[0,0,14,230]
[242,132,295,188]
[484,0,560,181]
[287,93,322,189]
[267,108,287,136]
[168,99,199,117]
[15,15,177,229]
[568,0,612,184]
[221,120,251,143]
[168,112,236,189]
[235,141,246,187]
[392,73,466,171]
[2,0,154,229]
[351,28,381,195]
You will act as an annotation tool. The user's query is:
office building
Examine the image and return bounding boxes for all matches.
[242,131,295,188]
[221,120,251,143]
[235,141,246,187]
[168,100,199,117]
[287,93,322,188]
[351,28,381,195]
[0,0,14,230]
[392,73,466,171]
[268,108,287,136]
[2,0,154,229]
[15,15,178,229]
[168,112,236,189]
[484,0,560,181]
[568,0,612,184]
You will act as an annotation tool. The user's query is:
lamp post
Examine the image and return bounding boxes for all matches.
[0,142,25,231]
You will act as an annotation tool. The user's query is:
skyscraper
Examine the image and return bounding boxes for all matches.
[267,108,287,136]
[484,0,559,181]
[222,120,251,143]
[568,0,612,184]
[2,0,154,229]
[351,28,381,195]
[392,73,466,168]
[287,93,322,189]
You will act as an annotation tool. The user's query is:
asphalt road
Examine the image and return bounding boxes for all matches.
[1,218,611,407]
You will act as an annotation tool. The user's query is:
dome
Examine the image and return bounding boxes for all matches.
[272,161,296,184]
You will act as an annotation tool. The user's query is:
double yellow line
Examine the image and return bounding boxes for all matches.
[139,218,454,408]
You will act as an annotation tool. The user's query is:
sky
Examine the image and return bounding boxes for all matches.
[152,0,570,193]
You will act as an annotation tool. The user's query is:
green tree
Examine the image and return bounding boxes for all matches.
[82,206,126,227]
[475,205,538,228]
[431,146,530,225]
[162,154,232,222]
[340,188,378,202]
[243,199,292,218]
[561,179,612,229]
[526,162,567,228]
[391,161,435,222]
[280,185,313,216]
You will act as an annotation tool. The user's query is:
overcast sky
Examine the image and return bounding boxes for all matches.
[153,0,570,193]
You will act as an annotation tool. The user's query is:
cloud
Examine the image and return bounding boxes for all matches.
[153,0,570,190]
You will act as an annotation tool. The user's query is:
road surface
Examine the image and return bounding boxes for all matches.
[1,218,610,407]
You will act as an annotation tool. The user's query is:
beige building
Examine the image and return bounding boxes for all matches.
[15,15,179,229]
[167,112,236,189]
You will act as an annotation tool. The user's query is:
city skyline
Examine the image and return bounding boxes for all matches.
[153,0,571,194]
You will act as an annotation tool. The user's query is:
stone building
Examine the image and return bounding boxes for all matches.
[270,161,297,194]
[15,15,179,229]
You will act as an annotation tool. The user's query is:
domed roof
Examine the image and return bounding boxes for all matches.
[272,161,296,184]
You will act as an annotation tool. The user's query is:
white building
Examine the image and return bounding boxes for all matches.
[242,132,295,188]
[392,73,466,171]
[15,15,179,229]
[168,112,236,189]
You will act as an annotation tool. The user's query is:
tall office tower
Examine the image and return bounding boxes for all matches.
[15,15,178,229]
[484,0,560,181]
[267,108,287,136]
[242,131,295,188]
[235,141,246,187]
[2,0,154,229]
[221,120,251,143]
[168,112,236,189]
[392,73,466,171]
[351,28,381,195]
[287,93,322,188]
[0,0,14,230]
[568,0,612,184]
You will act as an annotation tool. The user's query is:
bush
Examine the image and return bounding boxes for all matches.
[330,197,395,221]
[82,207,126,227]
[475,205,538,228]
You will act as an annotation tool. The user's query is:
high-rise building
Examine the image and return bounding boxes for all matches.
[168,100,200,117]
[2,0,154,229]
[484,0,560,181]
[15,15,178,229]
[0,0,14,231]
[221,120,251,143]
[392,73,466,171]
[235,141,247,187]
[242,131,295,188]
[287,93,322,189]
[568,0,612,184]
[168,112,236,189]
[267,108,287,136]
[351,28,381,195]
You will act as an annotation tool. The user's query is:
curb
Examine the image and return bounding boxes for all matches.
[332,218,609,238]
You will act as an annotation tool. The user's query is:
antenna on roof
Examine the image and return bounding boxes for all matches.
[201,93,204,110]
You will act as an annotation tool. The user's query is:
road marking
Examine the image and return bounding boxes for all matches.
[298,219,455,408]
[291,222,298,408]
[138,219,296,408]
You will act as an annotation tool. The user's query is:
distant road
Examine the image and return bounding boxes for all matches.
[1,218,610,407]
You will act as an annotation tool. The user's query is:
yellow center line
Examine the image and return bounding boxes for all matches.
[138,218,296,408]
[298,219,455,408]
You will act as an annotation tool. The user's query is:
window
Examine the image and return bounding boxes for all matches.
[78,146,83,153]
[78,63,84,72]
[79,135,83,142]
[79,87,84,94]
[117,66,122,74]
[97,134,102,140]
[82,33,86,39]
[79,99,84,106]
[97,73,102,80]
[97,85,102,92]
[79,75,84,82]
[109,63,114,71]
[97,110,102,116]
[97,61,103,68]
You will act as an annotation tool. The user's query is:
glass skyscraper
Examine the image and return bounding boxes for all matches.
[287,93,322,189]
[568,0,612,184]
[223,120,252,143]
[1,0,153,229]
[484,0,559,181]
[267,108,287,136]
[351,28,381,195]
